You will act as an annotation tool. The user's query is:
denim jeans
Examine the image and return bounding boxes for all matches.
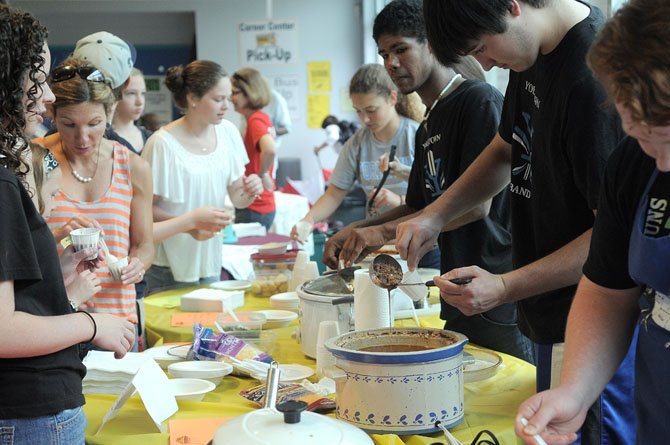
[144,265,218,296]
[0,406,86,445]
[445,312,536,364]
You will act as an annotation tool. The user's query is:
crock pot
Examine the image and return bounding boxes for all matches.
[297,277,355,358]
[325,327,468,435]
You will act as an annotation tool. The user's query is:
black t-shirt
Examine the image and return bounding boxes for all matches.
[498,4,623,344]
[406,80,514,322]
[0,167,85,419]
[584,138,670,288]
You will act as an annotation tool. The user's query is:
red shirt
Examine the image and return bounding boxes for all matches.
[244,110,276,214]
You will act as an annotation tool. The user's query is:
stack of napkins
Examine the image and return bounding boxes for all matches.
[82,351,152,394]
[232,222,266,238]
[180,288,245,312]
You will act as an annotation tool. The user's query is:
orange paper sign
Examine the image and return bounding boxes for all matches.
[170,312,220,327]
[169,417,230,445]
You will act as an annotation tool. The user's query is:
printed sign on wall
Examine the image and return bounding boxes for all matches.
[267,74,301,121]
[239,20,298,65]
[143,75,174,126]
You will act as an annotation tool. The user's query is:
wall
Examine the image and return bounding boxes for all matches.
[15,0,364,179]
[13,0,616,177]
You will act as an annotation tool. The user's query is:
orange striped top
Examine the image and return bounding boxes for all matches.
[47,143,137,322]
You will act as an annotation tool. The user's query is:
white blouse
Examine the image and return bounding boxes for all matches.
[142,120,249,282]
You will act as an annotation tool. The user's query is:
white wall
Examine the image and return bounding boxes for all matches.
[16,0,364,179]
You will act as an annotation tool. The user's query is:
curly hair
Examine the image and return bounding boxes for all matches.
[0,5,48,184]
[165,60,227,111]
[423,0,546,67]
[588,0,670,126]
[373,0,426,44]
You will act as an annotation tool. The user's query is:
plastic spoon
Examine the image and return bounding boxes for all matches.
[519,417,548,445]
[99,236,118,263]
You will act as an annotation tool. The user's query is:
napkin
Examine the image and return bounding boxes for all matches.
[180,288,245,312]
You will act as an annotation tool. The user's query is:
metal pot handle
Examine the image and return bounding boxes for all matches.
[263,361,281,410]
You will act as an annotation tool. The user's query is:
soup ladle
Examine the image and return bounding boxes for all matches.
[369,254,473,289]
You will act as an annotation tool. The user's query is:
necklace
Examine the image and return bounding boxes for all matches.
[422,74,463,129]
[63,141,101,183]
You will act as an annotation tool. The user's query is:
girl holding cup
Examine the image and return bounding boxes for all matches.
[0,5,134,442]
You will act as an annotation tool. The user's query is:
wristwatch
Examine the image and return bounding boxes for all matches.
[69,300,79,311]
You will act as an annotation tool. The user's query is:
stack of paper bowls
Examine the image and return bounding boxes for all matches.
[82,351,152,394]
[269,291,300,313]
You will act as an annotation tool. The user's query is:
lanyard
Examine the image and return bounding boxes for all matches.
[422,74,462,130]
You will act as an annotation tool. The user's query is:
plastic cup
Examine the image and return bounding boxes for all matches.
[295,220,312,243]
[69,228,101,261]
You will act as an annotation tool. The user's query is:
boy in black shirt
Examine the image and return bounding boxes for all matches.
[396,0,632,443]
[323,0,533,363]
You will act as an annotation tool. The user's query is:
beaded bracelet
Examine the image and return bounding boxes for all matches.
[78,310,97,343]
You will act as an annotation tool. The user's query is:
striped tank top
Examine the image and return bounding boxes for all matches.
[47,143,137,322]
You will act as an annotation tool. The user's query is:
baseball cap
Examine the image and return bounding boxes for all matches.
[73,31,137,89]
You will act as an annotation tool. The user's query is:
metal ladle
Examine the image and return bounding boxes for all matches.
[369,254,473,289]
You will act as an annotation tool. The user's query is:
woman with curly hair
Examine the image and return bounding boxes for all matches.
[0,5,134,444]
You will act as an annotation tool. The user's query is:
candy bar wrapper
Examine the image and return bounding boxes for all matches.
[239,382,336,413]
[192,324,272,363]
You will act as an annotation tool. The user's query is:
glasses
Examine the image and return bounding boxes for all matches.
[51,66,108,84]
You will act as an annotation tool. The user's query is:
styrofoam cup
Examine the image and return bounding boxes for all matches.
[70,228,101,260]
[316,320,340,379]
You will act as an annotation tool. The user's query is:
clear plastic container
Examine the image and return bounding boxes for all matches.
[250,250,297,297]
[250,269,290,297]
[216,311,266,332]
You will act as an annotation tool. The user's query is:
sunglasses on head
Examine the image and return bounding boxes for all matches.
[51,65,108,84]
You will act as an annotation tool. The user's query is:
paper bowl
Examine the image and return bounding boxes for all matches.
[167,378,216,401]
[107,256,128,281]
[143,344,191,369]
[70,227,100,260]
[168,361,233,386]
[257,309,298,329]
[269,291,300,312]
[257,242,288,256]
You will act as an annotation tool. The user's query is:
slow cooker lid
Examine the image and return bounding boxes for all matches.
[301,276,353,297]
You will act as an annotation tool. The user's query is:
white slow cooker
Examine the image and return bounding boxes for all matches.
[325,327,468,435]
[297,277,355,358]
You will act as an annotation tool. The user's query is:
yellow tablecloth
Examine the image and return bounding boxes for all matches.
[84,287,535,445]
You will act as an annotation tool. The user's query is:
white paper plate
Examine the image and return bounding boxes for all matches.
[210,280,252,291]
[463,349,503,383]
[252,364,314,382]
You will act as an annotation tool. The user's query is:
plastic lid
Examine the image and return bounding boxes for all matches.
[212,407,374,445]
[251,249,299,262]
